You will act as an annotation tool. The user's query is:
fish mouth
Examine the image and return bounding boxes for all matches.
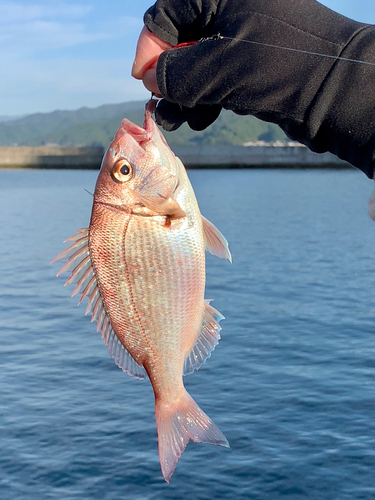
[119,118,151,145]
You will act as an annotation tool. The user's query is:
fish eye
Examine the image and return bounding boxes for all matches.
[111,159,133,183]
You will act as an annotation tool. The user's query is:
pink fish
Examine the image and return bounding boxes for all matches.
[52,99,231,482]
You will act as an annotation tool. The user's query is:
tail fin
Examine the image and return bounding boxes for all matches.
[155,390,229,483]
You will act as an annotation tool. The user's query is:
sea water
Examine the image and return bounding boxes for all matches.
[1,168,375,499]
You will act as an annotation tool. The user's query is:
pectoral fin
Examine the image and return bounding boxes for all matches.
[202,215,232,262]
[136,194,186,219]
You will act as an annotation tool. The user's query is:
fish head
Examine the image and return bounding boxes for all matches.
[94,100,185,219]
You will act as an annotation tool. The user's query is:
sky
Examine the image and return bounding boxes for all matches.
[1,0,375,117]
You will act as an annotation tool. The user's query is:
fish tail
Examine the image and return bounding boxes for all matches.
[155,390,229,483]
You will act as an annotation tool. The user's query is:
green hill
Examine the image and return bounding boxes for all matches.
[0,102,145,146]
[0,101,288,148]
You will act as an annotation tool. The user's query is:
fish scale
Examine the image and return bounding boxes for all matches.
[52,99,232,482]
[125,215,205,376]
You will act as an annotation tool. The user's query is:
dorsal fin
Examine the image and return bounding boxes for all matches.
[51,229,147,380]
[201,215,232,262]
[183,300,224,376]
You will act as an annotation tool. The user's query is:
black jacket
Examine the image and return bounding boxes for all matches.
[144,0,375,178]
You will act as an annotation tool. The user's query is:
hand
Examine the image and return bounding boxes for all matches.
[132,22,222,131]
[132,0,375,178]
[134,0,358,137]
[132,26,172,96]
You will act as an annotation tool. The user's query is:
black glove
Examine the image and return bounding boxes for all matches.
[145,0,375,177]
[154,100,221,131]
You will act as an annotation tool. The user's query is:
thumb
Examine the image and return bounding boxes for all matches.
[143,64,161,96]
[132,26,172,80]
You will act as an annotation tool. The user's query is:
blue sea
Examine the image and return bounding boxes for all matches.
[1,167,375,499]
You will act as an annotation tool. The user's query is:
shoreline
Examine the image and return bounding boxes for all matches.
[0,145,353,170]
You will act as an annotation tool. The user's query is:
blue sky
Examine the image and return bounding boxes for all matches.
[1,0,375,116]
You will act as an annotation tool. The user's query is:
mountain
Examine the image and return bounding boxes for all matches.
[0,102,146,146]
[0,115,27,123]
[0,101,288,148]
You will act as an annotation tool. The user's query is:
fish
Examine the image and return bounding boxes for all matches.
[51,99,231,482]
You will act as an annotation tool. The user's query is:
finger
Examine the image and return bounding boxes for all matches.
[185,105,222,131]
[155,101,187,131]
[142,66,162,96]
[155,100,222,132]
[132,26,172,79]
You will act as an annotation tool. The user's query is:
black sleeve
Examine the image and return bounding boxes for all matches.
[144,0,375,178]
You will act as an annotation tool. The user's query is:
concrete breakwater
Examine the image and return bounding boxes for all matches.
[0,144,352,169]
[0,146,104,169]
[175,143,352,169]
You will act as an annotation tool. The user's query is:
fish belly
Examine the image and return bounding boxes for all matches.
[89,202,206,396]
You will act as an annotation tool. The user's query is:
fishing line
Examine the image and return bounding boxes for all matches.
[197,34,375,68]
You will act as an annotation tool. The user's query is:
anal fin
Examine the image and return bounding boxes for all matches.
[183,300,224,375]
